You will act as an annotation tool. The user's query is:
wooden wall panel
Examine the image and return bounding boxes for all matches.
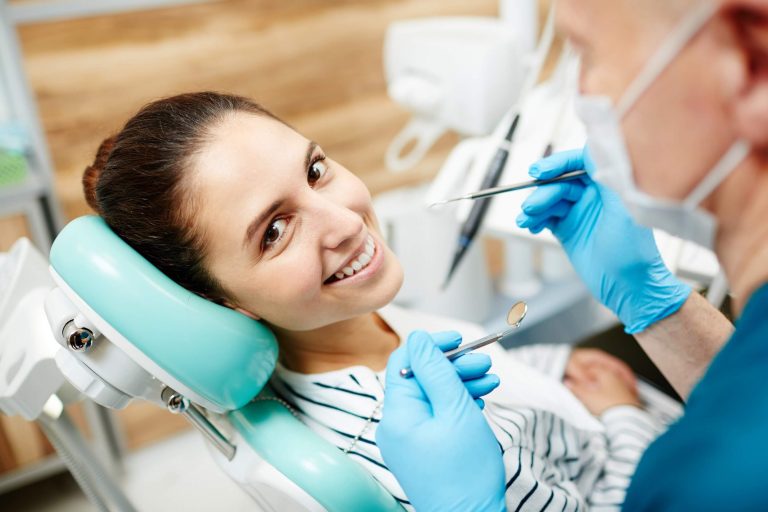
[17,0,497,221]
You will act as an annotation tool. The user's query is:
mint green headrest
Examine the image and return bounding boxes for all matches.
[50,216,278,411]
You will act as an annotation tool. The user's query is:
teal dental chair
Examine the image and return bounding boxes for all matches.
[46,216,403,512]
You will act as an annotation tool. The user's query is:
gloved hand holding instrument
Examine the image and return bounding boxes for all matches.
[377,331,506,512]
[516,147,691,334]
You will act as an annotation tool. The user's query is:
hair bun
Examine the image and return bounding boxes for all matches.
[83,136,116,213]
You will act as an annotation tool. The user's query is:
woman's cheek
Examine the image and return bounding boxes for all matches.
[283,257,323,296]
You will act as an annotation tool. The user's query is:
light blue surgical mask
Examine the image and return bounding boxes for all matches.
[575,1,750,250]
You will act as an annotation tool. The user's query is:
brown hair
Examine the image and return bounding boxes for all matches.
[83,91,279,303]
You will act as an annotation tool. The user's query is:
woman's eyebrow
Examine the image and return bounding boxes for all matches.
[243,199,282,249]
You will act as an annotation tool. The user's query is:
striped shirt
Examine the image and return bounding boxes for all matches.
[271,306,679,511]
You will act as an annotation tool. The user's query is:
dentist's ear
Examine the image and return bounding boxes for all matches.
[724,1,768,148]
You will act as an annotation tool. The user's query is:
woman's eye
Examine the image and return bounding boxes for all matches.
[307,157,328,186]
[263,218,287,248]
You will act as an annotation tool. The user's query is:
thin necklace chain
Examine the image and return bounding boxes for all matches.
[253,395,301,419]
[343,376,386,453]
[343,399,383,454]
[254,388,384,454]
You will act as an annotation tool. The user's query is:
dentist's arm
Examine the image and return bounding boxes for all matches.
[517,148,733,399]
[633,292,732,398]
[377,331,506,512]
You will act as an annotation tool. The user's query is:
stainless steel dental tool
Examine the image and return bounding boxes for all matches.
[429,170,586,207]
[400,301,528,378]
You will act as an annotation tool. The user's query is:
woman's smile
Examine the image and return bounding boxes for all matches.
[324,232,384,287]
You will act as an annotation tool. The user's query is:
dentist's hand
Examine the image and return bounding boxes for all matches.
[516,147,691,334]
[430,330,500,407]
[377,331,506,512]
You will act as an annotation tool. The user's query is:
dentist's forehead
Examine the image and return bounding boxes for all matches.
[557,0,694,43]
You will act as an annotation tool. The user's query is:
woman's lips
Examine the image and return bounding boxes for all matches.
[324,234,383,286]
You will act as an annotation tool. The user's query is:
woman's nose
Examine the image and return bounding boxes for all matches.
[310,197,365,250]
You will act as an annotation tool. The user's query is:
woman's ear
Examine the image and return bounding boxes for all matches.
[235,306,261,321]
[222,300,261,321]
[725,2,768,147]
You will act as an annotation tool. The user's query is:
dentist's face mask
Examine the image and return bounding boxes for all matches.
[575,2,751,250]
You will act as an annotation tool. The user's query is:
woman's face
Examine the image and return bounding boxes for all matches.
[190,111,403,331]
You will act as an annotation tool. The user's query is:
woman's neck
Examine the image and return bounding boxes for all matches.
[271,312,400,374]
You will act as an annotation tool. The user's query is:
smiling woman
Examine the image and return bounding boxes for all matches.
[177,98,405,337]
[83,91,405,371]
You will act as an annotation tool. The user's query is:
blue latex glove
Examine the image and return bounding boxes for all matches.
[516,147,691,334]
[431,330,500,408]
[377,331,506,512]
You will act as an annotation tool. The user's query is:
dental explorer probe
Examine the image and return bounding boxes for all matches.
[429,169,587,207]
[441,114,521,289]
[400,302,528,379]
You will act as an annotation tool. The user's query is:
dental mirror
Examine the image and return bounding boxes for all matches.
[400,300,529,378]
[506,301,528,328]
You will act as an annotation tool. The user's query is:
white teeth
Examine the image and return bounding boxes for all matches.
[329,236,377,283]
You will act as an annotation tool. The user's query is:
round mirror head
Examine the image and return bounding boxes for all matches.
[506,301,528,327]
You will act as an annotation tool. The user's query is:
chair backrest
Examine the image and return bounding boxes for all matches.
[229,397,404,512]
[50,215,278,412]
